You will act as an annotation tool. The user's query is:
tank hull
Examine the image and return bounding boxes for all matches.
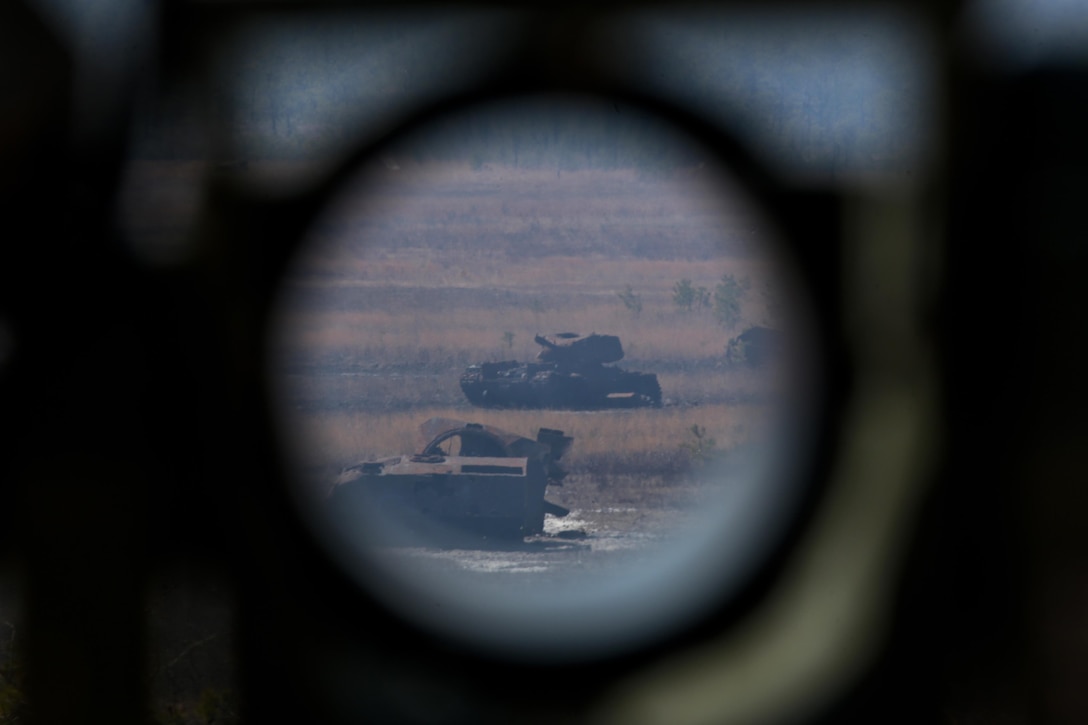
[329,420,572,542]
[332,457,549,539]
[460,361,662,410]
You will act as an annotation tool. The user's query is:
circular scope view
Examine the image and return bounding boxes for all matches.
[269,95,819,661]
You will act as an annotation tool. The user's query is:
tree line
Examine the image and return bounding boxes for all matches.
[617,274,770,332]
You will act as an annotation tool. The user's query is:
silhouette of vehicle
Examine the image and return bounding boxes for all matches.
[725,326,783,367]
[460,333,662,409]
[329,418,572,539]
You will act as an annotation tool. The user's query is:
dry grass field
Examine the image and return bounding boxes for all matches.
[267,161,800,519]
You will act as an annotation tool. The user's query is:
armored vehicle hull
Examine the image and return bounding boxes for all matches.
[460,361,661,409]
[460,333,662,410]
[329,418,571,540]
[726,326,783,367]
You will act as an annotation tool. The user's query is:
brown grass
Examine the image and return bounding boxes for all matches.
[274,303,762,368]
[269,164,789,371]
[283,402,767,474]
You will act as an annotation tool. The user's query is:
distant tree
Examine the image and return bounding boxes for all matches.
[695,285,711,310]
[616,285,643,318]
[673,279,695,311]
[673,279,711,312]
[713,274,751,330]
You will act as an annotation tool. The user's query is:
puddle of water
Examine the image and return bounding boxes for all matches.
[544,512,590,535]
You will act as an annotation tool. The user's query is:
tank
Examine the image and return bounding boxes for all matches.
[725,326,783,367]
[328,418,572,540]
[459,332,662,409]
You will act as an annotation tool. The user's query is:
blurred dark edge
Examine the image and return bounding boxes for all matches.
[2,0,1088,724]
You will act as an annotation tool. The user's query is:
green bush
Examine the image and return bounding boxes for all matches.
[672,278,695,311]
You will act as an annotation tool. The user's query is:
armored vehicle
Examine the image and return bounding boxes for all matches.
[460,333,662,409]
[725,326,783,367]
[329,418,572,540]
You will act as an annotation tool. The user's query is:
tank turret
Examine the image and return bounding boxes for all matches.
[533,332,625,365]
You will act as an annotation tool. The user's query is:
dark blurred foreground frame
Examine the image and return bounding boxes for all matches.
[2,0,1088,723]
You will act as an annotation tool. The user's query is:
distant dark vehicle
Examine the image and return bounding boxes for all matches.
[725,326,783,367]
[329,418,572,539]
[460,332,662,409]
